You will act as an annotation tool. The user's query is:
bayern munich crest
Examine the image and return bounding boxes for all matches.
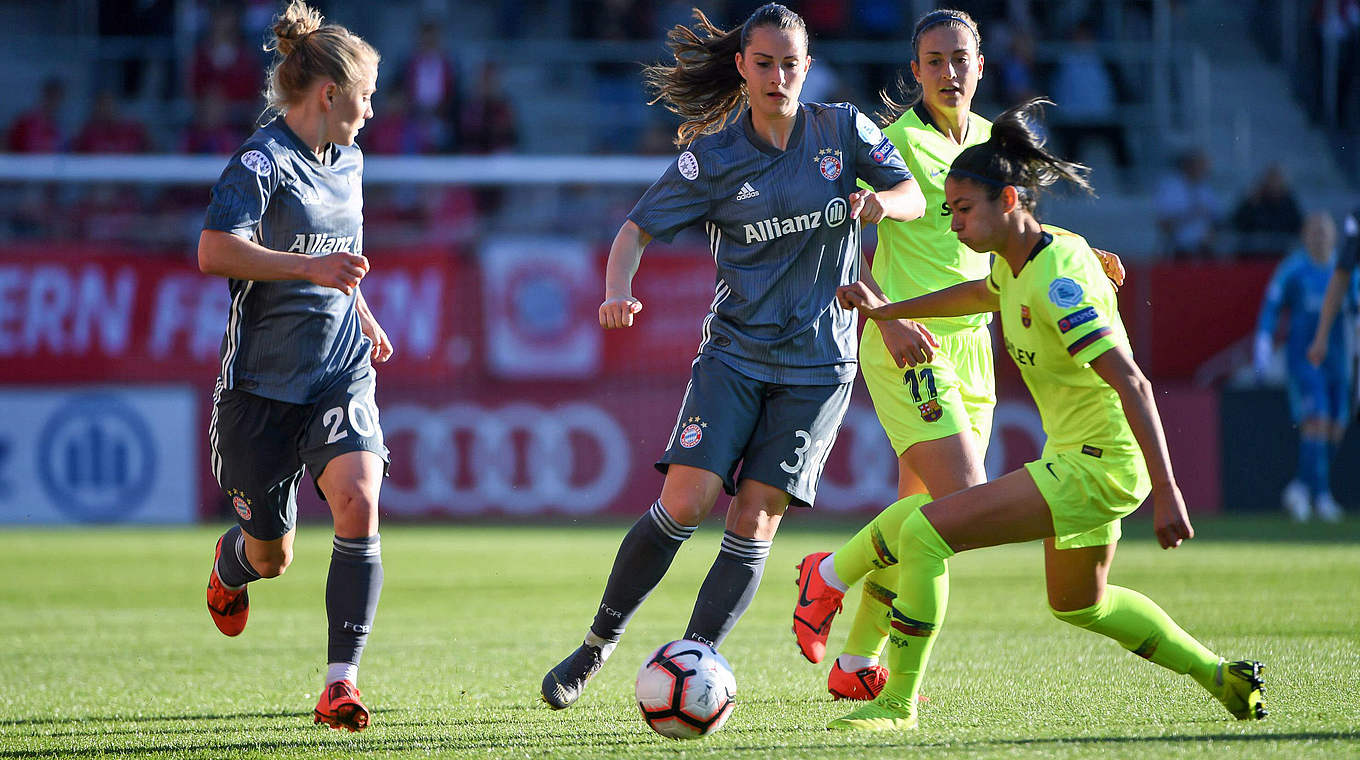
[228,489,253,520]
[678,416,707,449]
[819,153,842,181]
[680,424,703,449]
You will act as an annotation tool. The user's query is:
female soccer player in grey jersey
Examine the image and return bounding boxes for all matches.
[541,3,926,710]
[199,0,390,732]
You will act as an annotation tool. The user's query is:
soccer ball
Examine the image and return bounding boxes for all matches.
[634,639,736,739]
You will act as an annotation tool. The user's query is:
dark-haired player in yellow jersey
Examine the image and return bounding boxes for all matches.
[791,7,1124,701]
[815,97,1266,731]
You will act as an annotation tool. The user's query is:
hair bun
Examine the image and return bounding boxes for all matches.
[271,1,324,57]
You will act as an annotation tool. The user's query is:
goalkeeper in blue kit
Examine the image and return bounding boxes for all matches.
[1255,211,1353,522]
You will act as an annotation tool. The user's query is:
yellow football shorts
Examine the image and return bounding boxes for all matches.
[1024,445,1152,549]
[860,321,995,456]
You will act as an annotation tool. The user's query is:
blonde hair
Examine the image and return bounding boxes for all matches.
[263,0,380,111]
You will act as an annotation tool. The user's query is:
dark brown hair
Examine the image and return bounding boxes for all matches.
[644,3,808,147]
[948,98,1094,215]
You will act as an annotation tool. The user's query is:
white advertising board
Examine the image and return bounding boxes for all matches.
[0,387,197,524]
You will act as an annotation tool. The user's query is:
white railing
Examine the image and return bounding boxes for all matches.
[0,154,672,186]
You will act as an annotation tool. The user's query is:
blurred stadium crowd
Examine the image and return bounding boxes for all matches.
[1,0,1356,257]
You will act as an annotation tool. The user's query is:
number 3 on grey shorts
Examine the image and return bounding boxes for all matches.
[656,354,851,508]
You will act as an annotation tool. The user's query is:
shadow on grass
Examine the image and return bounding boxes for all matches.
[0,711,300,728]
[724,730,1360,752]
[8,726,1359,759]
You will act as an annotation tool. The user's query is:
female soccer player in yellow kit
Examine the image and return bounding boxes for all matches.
[792,8,1124,700]
[805,98,1266,731]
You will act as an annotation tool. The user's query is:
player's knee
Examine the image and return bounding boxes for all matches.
[1049,595,1107,628]
[725,499,784,540]
[657,496,706,527]
[326,482,380,533]
[250,548,292,578]
[1050,603,1097,628]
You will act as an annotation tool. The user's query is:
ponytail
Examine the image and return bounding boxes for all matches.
[949,98,1094,213]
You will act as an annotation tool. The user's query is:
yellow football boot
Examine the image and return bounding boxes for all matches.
[826,693,918,731]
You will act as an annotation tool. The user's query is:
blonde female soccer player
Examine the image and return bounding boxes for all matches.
[792,8,1124,701]
[200,0,389,732]
[810,98,1266,730]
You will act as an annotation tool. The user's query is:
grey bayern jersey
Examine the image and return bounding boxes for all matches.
[628,102,913,385]
[203,117,371,405]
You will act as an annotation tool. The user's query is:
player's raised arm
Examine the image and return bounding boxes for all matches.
[599,220,652,329]
[841,278,997,321]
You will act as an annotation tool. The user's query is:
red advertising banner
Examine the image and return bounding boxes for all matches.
[0,250,476,384]
[1118,260,1275,381]
[0,244,1226,521]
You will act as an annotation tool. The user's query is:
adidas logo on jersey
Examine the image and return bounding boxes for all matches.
[734,182,761,201]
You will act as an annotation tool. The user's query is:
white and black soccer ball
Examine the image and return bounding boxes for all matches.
[635,639,736,740]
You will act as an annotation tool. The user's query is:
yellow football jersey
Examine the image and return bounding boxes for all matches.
[868,104,992,334]
[986,228,1140,455]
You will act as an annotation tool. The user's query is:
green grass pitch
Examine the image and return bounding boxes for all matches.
[2,515,1358,759]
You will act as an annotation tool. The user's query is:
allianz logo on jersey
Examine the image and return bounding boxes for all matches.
[741,197,848,244]
[287,233,356,253]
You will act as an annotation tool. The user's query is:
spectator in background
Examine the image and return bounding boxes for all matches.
[182,90,240,154]
[99,0,176,99]
[572,0,653,152]
[364,84,431,155]
[1254,211,1349,522]
[801,0,850,38]
[852,0,907,39]
[6,78,65,153]
[460,63,519,154]
[402,20,459,151]
[571,0,652,39]
[1311,0,1360,125]
[1155,149,1222,259]
[72,90,150,153]
[996,27,1041,105]
[70,90,151,245]
[189,5,263,129]
[1048,20,1131,169]
[1230,164,1303,258]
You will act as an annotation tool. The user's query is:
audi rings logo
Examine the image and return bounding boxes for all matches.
[381,401,629,515]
